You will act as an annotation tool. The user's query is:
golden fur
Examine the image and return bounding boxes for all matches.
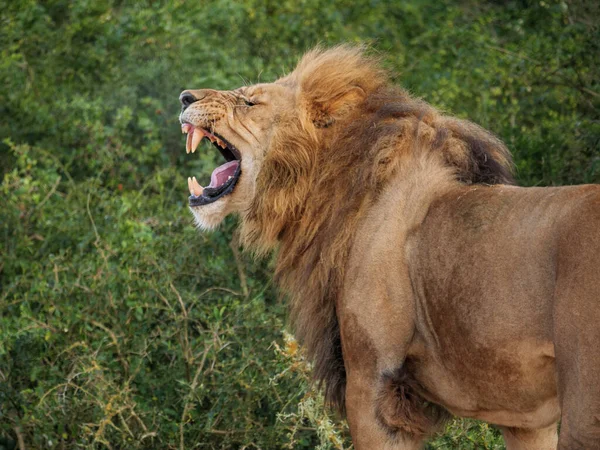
[180,46,600,449]
[240,46,513,408]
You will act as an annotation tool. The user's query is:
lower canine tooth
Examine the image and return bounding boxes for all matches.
[187,177,193,195]
[191,177,203,196]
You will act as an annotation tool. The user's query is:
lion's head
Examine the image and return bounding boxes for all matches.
[179,46,390,234]
[179,45,514,409]
[180,45,512,242]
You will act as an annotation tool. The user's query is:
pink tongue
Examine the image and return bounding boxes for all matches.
[209,161,239,188]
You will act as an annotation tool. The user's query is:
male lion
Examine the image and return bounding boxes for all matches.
[179,46,600,449]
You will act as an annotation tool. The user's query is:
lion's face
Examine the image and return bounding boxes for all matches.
[179,82,297,229]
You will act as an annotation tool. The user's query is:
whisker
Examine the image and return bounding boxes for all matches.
[236,73,251,86]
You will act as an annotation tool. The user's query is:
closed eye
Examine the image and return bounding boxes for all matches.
[244,98,256,107]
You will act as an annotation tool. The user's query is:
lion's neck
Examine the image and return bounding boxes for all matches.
[382,155,459,231]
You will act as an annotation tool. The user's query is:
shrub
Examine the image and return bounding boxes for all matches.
[1,1,598,448]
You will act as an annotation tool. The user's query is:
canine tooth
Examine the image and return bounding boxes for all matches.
[186,132,193,153]
[187,177,193,195]
[192,177,203,196]
[191,131,202,153]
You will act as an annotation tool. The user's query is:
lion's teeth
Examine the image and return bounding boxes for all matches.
[191,177,203,196]
[186,132,193,153]
[182,124,192,134]
[187,177,193,195]
[216,137,226,148]
[191,131,202,153]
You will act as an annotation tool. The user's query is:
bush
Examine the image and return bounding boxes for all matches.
[1,0,598,448]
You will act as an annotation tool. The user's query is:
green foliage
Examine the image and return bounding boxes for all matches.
[0,0,598,448]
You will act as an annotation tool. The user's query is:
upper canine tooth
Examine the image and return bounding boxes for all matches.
[191,131,202,153]
[186,132,193,153]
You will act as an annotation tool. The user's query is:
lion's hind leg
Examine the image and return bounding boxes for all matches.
[501,425,558,450]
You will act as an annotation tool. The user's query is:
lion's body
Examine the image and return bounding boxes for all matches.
[180,45,600,449]
[343,172,600,447]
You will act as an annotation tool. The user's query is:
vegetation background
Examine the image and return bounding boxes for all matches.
[1,0,598,448]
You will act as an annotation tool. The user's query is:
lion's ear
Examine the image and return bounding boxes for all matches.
[310,86,366,128]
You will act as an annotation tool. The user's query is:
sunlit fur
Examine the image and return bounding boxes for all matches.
[235,45,514,410]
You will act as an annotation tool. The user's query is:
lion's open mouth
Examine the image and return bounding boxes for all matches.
[182,124,241,206]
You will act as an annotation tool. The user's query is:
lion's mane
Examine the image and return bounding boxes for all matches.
[240,46,514,412]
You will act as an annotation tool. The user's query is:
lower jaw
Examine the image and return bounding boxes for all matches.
[188,204,227,231]
[188,165,241,207]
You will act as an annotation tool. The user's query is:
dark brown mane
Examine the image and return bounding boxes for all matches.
[240,46,514,412]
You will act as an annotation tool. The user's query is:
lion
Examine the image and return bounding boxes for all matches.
[178,45,600,449]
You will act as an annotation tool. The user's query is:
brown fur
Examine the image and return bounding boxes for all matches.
[376,365,450,438]
[180,45,600,449]
[239,46,513,412]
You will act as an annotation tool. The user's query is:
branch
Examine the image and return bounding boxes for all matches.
[229,231,249,298]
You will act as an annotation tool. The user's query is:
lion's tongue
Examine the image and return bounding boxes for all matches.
[209,160,239,188]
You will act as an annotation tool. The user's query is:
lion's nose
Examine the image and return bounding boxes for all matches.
[179,91,199,110]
